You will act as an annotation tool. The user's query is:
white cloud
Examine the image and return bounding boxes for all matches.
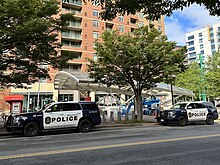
[165,4,220,45]
[165,21,186,46]
[180,4,219,28]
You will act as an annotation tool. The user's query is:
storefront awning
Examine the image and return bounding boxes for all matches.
[54,71,195,97]
[5,95,24,101]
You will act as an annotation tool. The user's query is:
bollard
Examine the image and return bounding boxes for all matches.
[132,111,135,120]
[102,111,106,122]
[125,111,128,121]
[110,111,114,122]
[117,111,121,121]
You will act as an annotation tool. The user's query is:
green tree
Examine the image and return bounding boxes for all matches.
[0,0,73,88]
[206,52,220,98]
[84,0,220,20]
[88,27,185,120]
[175,62,204,100]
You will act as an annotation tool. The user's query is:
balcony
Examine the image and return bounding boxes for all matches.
[66,20,82,31]
[61,40,82,48]
[62,30,82,42]
[62,0,82,9]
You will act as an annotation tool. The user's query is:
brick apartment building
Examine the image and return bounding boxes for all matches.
[0,0,165,113]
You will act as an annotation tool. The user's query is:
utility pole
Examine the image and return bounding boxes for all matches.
[198,54,206,101]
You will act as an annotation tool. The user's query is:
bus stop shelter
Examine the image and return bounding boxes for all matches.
[54,71,195,97]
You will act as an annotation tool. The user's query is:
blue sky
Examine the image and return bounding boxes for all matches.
[165,4,220,46]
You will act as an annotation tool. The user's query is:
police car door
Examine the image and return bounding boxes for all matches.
[63,103,83,128]
[194,103,207,121]
[43,103,65,129]
[187,103,198,122]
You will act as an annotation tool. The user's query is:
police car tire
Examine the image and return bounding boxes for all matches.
[78,119,91,133]
[206,115,214,125]
[24,122,39,137]
[178,116,186,126]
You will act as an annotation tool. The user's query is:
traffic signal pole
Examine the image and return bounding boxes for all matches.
[198,54,207,101]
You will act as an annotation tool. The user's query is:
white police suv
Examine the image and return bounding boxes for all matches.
[6,101,101,136]
[158,101,218,126]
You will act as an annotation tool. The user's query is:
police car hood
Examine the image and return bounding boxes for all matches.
[164,108,186,112]
[13,111,41,117]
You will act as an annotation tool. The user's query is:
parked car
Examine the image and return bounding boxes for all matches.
[6,101,101,136]
[157,101,218,126]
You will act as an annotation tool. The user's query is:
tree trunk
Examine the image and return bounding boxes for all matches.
[134,89,143,120]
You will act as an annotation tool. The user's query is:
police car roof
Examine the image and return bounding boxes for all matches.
[176,101,209,104]
[55,101,96,104]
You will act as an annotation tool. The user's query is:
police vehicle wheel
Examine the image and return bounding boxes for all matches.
[24,122,39,137]
[178,116,186,126]
[206,115,214,125]
[78,119,91,133]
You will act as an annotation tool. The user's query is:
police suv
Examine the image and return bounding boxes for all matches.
[6,101,101,136]
[158,101,218,126]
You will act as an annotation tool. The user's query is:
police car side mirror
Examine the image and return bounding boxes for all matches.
[187,106,193,109]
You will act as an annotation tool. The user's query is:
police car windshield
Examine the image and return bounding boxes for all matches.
[171,103,187,109]
[38,103,53,112]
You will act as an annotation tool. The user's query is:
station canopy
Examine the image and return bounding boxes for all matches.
[54,71,194,97]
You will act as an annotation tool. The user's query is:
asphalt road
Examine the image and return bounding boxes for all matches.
[1,123,220,165]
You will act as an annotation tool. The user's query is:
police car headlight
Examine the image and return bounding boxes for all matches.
[13,116,28,124]
[168,111,176,118]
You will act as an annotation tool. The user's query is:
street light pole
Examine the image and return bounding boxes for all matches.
[36,80,41,110]
[171,82,174,105]
[170,75,176,105]
[198,54,206,101]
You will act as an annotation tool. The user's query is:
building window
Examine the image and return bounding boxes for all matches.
[200,44,204,49]
[93,10,99,17]
[188,41,194,46]
[93,20,99,28]
[188,47,195,51]
[200,50,204,54]
[139,13,144,20]
[218,27,220,31]
[93,53,98,61]
[209,27,213,32]
[93,42,96,49]
[198,32,202,37]
[93,31,99,39]
[158,26,162,32]
[211,39,215,43]
[118,16,124,22]
[139,22,144,27]
[210,33,214,38]
[58,94,74,102]
[211,44,215,50]
[118,25,124,32]
[188,35,194,40]
[199,38,203,43]
[92,0,100,6]
[189,52,196,57]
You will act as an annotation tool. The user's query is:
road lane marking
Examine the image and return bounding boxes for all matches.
[1,133,220,160]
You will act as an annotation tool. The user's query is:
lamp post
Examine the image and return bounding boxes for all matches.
[170,75,176,105]
[27,85,32,112]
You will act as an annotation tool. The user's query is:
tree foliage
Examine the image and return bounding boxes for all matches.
[88,27,186,120]
[206,52,220,98]
[0,0,73,88]
[175,62,202,100]
[84,0,220,20]
[175,52,220,100]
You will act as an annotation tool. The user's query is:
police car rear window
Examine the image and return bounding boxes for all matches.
[81,103,99,111]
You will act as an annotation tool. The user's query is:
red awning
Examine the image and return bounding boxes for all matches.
[5,95,24,101]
